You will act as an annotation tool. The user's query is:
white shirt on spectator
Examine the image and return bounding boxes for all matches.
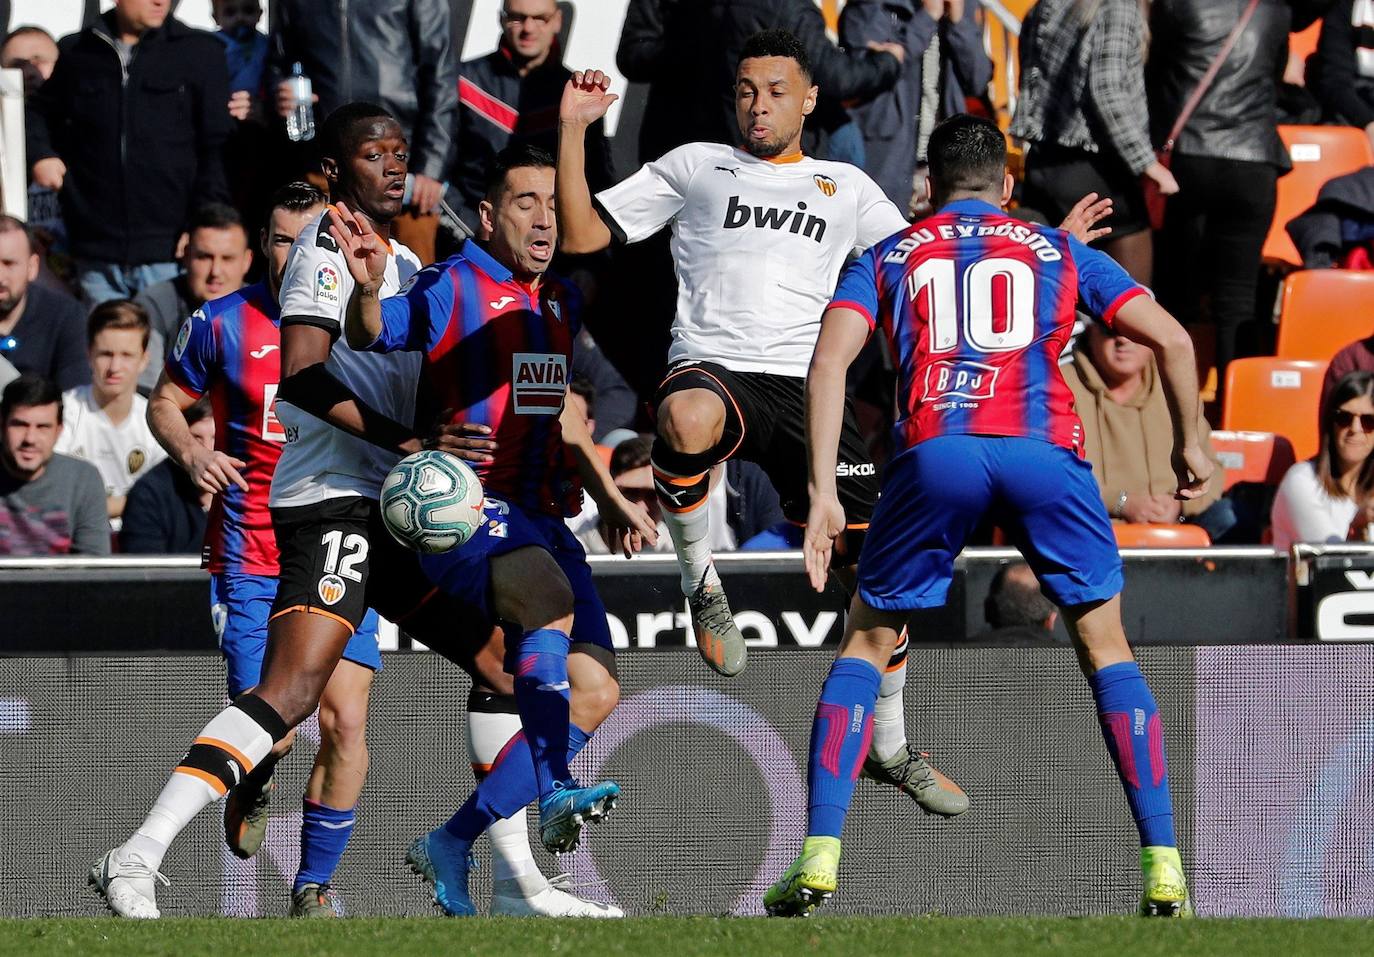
[1270,460,1361,550]
[54,385,166,501]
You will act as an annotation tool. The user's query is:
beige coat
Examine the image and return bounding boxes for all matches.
[1063,347,1223,518]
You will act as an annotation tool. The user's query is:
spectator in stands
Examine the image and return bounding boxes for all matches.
[120,398,211,555]
[1287,166,1374,269]
[1064,321,1233,540]
[1012,0,1174,284]
[969,561,1063,644]
[616,0,904,162]
[1310,0,1374,148]
[729,458,794,549]
[572,329,637,442]
[841,0,993,216]
[0,216,89,391]
[1272,370,1374,548]
[270,0,456,263]
[2,25,57,96]
[1322,332,1374,410]
[449,0,615,236]
[1146,0,1328,397]
[570,434,671,554]
[0,374,109,555]
[213,0,268,104]
[3,26,70,290]
[26,0,232,307]
[134,204,253,391]
[55,301,166,525]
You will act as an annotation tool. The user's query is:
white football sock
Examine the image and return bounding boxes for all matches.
[654,468,719,597]
[468,708,542,887]
[870,630,910,761]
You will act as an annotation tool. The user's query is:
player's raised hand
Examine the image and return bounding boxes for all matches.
[328,202,387,286]
[1172,445,1214,500]
[803,493,846,593]
[599,493,660,559]
[183,445,249,495]
[425,412,497,464]
[1059,192,1114,244]
[560,70,618,127]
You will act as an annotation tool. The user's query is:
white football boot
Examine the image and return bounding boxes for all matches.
[88,846,169,919]
[490,873,624,918]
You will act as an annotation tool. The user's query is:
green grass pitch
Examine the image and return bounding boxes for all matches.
[4,917,1372,957]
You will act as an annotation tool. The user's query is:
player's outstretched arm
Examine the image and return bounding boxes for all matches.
[559,394,658,558]
[148,370,248,495]
[1110,295,1214,499]
[803,307,870,592]
[556,71,616,255]
[1059,192,1114,245]
[328,202,389,349]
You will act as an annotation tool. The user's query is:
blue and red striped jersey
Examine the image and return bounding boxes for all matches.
[831,198,1147,455]
[164,281,286,574]
[370,240,583,517]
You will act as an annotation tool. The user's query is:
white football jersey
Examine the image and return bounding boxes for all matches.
[55,386,167,499]
[596,142,907,378]
[269,210,422,508]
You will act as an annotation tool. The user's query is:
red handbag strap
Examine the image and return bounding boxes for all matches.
[1160,0,1263,153]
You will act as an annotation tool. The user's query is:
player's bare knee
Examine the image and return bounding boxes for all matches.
[317,698,368,756]
[658,392,723,453]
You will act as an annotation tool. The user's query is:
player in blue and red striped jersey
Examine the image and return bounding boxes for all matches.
[766,115,1214,918]
[147,181,385,917]
[329,143,656,916]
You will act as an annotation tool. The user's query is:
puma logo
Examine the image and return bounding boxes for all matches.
[250,344,278,359]
[715,166,740,178]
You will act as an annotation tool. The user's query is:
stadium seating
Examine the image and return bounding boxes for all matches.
[1114,523,1212,547]
[1275,270,1374,360]
[1208,430,1297,492]
[1262,126,1374,268]
[1221,357,1328,460]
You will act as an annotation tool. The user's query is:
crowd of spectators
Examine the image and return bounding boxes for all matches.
[1,0,1373,558]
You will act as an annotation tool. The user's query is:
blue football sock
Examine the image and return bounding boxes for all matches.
[807,657,881,839]
[512,628,574,799]
[1089,661,1176,848]
[294,799,355,891]
[444,723,592,843]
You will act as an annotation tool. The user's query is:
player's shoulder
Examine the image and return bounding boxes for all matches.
[544,270,584,315]
[390,238,422,273]
[672,142,734,165]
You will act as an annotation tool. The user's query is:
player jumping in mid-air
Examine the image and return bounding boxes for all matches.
[330,143,656,917]
[90,106,605,920]
[147,180,387,916]
[765,114,1210,917]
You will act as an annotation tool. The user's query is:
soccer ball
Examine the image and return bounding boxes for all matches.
[380,450,486,554]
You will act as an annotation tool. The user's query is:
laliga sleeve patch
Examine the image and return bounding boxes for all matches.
[172,313,197,360]
[315,264,341,305]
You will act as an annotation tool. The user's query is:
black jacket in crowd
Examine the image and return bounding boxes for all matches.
[1310,0,1374,127]
[449,48,615,231]
[269,0,457,181]
[617,0,901,161]
[26,13,231,265]
[1146,0,1331,170]
[119,460,207,556]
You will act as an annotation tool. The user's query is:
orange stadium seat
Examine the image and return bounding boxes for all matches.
[1208,430,1297,492]
[1289,19,1322,66]
[1113,523,1212,548]
[1221,357,1328,460]
[1275,269,1374,360]
[1262,126,1374,268]
[596,444,614,468]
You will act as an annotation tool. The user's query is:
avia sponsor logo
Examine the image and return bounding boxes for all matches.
[512,352,567,415]
[722,195,827,243]
[835,462,876,477]
[262,383,287,442]
[923,359,999,402]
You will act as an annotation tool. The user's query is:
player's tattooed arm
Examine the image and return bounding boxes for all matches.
[556,70,617,255]
[559,392,658,558]
[148,371,249,495]
[803,307,871,592]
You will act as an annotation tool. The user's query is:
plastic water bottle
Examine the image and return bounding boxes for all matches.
[285,63,315,142]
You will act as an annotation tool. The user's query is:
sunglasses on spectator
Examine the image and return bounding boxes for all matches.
[1334,410,1374,432]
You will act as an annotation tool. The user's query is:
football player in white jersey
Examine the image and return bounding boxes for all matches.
[91,105,612,920]
[556,29,970,817]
